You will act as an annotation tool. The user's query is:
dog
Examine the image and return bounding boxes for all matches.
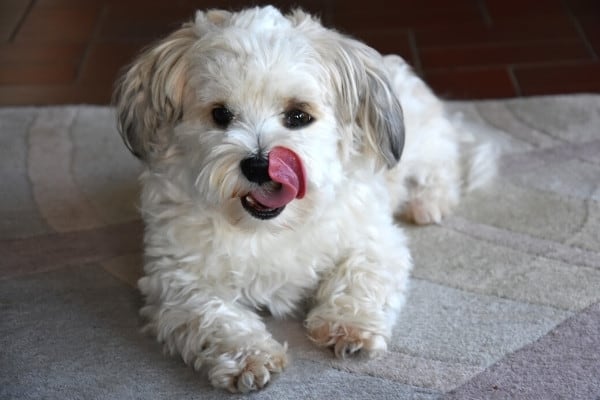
[114,6,495,393]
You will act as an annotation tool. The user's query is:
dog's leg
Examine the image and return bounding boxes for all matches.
[398,130,496,225]
[382,55,496,225]
[305,225,411,358]
[139,271,287,393]
[399,160,461,225]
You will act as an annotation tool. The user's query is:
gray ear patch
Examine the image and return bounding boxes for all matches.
[351,46,405,169]
[365,72,405,168]
[311,29,406,169]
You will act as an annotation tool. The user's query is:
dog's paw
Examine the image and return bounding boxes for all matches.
[402,197,451,225]
[401,176,459,225]
[208,345,288,393]
[307,322,387,359]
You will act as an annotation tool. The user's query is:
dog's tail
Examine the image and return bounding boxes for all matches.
[453,113,499,193]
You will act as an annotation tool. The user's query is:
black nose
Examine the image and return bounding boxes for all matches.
[240,155,271,184]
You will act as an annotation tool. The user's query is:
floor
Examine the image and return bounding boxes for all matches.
[1,0,599,106]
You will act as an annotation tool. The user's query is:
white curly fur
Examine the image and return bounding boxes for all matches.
[115,6,496,393]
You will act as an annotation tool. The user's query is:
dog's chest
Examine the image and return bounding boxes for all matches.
[196,224,340,316]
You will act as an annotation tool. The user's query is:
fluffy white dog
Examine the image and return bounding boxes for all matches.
[114,6,494,393]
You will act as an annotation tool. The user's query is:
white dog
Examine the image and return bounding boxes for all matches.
[114,6,494,393]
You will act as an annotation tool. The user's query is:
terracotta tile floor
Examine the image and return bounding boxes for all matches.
[1,0,599,106]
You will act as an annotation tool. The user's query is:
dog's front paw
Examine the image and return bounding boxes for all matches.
[208,345,288,393]
[307,322,387,359]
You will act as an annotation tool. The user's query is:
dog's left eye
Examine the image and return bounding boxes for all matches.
[284,109,314,129]
[212,106,234,128]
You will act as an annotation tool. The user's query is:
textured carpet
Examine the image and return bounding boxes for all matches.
[1,95,599,399]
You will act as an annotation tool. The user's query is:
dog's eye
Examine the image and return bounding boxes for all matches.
[212,106,234,128]
[284,109,314,129]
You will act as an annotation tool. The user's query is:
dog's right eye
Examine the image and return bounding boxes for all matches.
[284,109,314,129]
[212,106,234,128]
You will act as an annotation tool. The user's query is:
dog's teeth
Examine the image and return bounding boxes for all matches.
[245,195,257,206]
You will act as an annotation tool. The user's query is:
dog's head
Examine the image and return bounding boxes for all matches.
[115,6,404,228]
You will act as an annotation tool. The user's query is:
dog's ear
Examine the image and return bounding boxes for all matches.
[312,30,405,168]
[114,9,232,162]
[114,23,198,161]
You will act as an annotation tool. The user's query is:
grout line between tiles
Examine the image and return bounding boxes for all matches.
[424,59,597,73]
[420,37,587,51]
[507,65,522,96]
[475,0,493,27]
[76,4,108,83]
[407,29,423,75]
[9,0,36,43]
[562,0,598,60]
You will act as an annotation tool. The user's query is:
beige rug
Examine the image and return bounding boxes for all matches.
[1,95,600,399]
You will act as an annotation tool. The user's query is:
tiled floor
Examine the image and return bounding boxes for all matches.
[1,0,599,106]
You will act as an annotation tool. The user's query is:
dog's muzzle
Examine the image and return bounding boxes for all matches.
[239,147,306,220]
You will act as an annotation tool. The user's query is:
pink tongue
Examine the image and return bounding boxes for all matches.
[249,146,306,209]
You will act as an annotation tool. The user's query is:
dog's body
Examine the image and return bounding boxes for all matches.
[115,6,495,393]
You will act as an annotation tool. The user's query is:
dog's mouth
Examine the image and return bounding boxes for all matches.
[241,189,285,220]
[241,147,306,220]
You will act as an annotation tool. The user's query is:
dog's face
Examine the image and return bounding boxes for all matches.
[115,7,404,229]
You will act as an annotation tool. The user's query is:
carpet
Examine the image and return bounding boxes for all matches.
[1,95,599,399]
